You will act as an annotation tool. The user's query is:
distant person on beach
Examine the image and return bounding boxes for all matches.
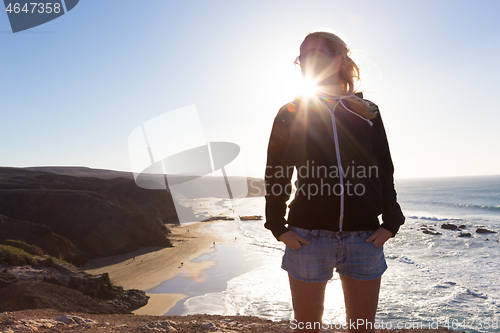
[264,30,405,333]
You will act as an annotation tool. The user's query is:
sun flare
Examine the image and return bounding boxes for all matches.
[298,78,318,98]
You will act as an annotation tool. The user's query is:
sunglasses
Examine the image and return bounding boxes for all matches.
[294,49,336,69]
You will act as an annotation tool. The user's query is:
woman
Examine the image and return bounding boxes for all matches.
[264,31,405,333]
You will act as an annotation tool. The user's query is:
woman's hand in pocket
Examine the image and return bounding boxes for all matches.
[365,227,393,247]
[278,230,310,250]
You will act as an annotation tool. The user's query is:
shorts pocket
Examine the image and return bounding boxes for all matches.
[359,231,383,248]
[286,244,304,251]
[288,226,314,240]
[286,226,313,250]
[358,230,374,239]
[369,241,383,248]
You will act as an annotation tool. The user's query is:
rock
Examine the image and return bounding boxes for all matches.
[422,229,442,235]
[476,228,496,234]
[199,322,216,329]
[458,224,466,228]
[441,224,458,230]
[201,216,235,222]
[138,320,178,331]
[0,269,17,289]
[55,314,97,326]
[458,233,472,237]
[55,314,79,324]
[12,318,64,331]
[0,262,148,314]
[0,281,122,314]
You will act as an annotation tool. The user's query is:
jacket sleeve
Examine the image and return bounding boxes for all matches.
[264,104,296,241]
[371,109,405,237]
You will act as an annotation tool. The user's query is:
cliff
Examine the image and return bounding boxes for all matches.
[0,167,179,266]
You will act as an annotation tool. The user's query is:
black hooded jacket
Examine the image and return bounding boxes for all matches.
[264,92,405,241]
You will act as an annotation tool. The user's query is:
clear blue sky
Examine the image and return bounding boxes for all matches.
[2,0,500,179]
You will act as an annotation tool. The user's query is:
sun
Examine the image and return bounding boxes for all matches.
[281,70,319,101]
[298,77,318,98]
[262,54,322,106]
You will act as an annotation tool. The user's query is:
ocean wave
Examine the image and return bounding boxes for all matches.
[396,255,495,315]
[248,242,284,253]
[465,288,488,299]
[398,256,429,272]
[395,253,498,322]
[406,215,463,222]
[403,200,500,214]
[398,256,415,265]
[453,203,500,211]
[434,281,456,289]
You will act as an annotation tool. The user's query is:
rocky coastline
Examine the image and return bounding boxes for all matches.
[0,167,177,316]
[0,253,148,315]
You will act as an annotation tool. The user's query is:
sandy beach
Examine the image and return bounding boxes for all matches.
[82,221,228,316]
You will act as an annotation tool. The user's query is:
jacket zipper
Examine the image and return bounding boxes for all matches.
[320,95,373,232]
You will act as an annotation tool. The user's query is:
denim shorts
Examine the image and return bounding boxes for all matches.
[281,226,387,282]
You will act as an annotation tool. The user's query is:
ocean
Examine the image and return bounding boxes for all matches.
[149,175,500,333]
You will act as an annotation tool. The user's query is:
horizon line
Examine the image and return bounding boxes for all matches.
[2,165,500,181]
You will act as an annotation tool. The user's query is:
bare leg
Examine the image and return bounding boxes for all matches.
[288,273,328,333]
[339,275,381,333]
